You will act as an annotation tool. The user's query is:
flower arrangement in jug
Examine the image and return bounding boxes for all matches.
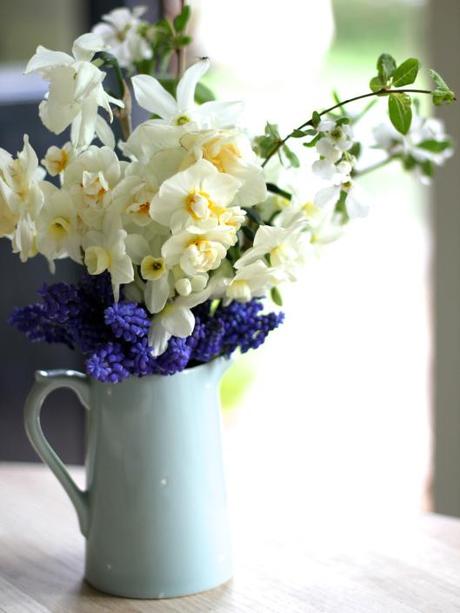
[4,5,456,382]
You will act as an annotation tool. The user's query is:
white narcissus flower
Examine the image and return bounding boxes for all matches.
[25,33,123,149]
[121,122,190,163]
[63,146,122,229]
[36,182,81,270]
[41,143,75,177]
[124,232,172,314]
[180,129,267,206]
[148,276,226,357]
[132,58,243,128]
[92,7,152,70]
[150,159,242,233]
[226,260,282,302]
[0,136,45,259]
[235,217,310,281]
[83,214,134,301]
[162,224,237,277]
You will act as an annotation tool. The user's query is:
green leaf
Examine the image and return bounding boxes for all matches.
[336,116,350,126]
[311,111,321,128]
[302,133,321,148]
[241,226,255,242]
[430,69,456,105]
[253,122,282,159]
[349,142,362,158]
[194,81,215,104]
[266,182,292,201]
[244,206,263,225]
[173,4,191,32]
[271,287,283,307]
[174,34,192,47]
[388,93,412,135]
[377,53,397,82]
[369,76,385,93]
[392,58,420,87]
[420,159,434,178]
[417,139,452,153]
[282,145,300,168]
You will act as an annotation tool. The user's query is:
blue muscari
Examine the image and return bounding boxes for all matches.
[9,273,284,383]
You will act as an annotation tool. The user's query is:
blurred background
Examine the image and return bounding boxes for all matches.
[0,0,459,524]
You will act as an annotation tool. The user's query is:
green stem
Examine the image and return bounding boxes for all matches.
[261,87,432,168]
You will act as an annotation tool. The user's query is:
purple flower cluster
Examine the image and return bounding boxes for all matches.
[9,273,284,383]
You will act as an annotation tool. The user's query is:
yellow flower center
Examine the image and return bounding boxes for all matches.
[49,217,70,239]
[202,139,241,173]
[141,255,166,281]
[185,190,215,220]
[175,114,191,126]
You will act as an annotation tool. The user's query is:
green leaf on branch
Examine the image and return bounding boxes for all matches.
[420,159,434,178]
[369,76,385,93]
[195,82,216,104]
[392,58,420,87]
[271,287,283,307]
[417,139,452,153]
[282,145,300,168]
[429,69,456,105]
[266,183,292,201]
[174,34,192,47]
[291,128,316,138]
[253,122,282,159]
[377,53,397,83]
[173,4,191,32]
[303,133,321,148]
[311,111,321,128]
[388,93,412,135]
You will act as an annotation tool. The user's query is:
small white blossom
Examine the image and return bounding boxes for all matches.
[25,33,123,149]
[92,7,152,70]
[132,58,243,128]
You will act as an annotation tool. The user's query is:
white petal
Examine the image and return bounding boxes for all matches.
[346,190,369,219]
[144,277,170,314]
[176,58,210,111]
[312,159,336,181]
[24,46,73,74]
[315,185,340,208]
[72,33,106,61]
[131,74,177,118]
[148,320,171,357]
[163,304,195,337]
[125,234,150,264]
[193,100,243,128]
[95,115,115,149]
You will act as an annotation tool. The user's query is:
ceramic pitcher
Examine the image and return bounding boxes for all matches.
[23,359,232,599]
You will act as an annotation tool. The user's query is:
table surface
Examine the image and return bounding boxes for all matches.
[2,463,460,613]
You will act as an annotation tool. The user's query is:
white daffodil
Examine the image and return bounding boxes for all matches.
[148,276,226,356]
[92,7,152,70]
[121,122,190,163]
[0,137,45,255]
[63,145,122,229]
[226,259,282,302]
[162,224,237,277]
[151,159,241,233]
[25,33,123,149]
[235,217,310,281]
[113,151,184,228]
[41,143,75,177]
[124,232,173,314]
[36,182,81,270]
[132,58,242,128]
[179,129,267,206]
[11,215,38,263]
[83,214,133,300]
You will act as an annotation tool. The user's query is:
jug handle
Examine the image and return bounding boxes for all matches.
[24,369,90,536]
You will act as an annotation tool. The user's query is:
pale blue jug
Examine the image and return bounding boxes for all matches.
[23,358,232,599]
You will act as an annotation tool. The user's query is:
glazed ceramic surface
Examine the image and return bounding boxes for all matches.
[24,359,232,598]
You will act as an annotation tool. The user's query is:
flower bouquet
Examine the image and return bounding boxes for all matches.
[6,3,456,600]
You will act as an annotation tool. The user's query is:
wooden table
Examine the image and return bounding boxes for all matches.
[2,463,460,612]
